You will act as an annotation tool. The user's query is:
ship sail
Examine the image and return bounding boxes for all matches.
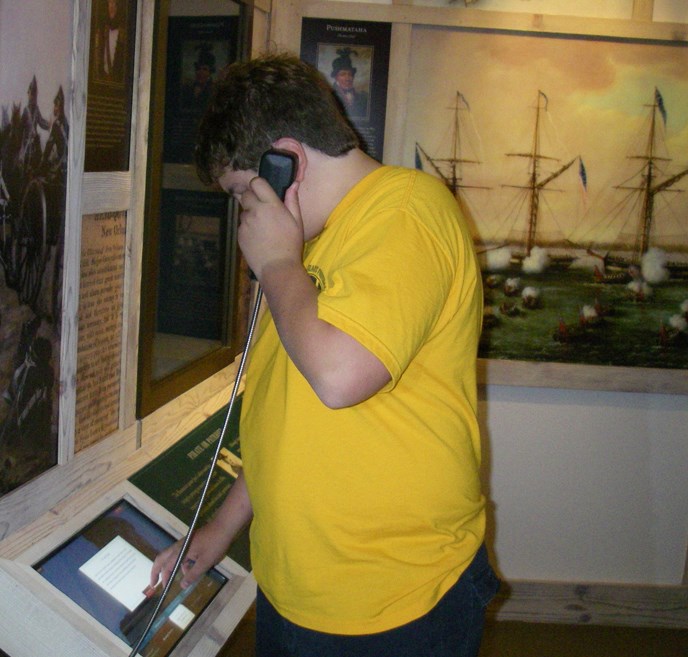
[571,87,688,268]
[616,88,688,261]
[415,91,489,222]
[499,90,579,258]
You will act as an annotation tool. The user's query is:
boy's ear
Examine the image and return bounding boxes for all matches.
[270,137,306,182]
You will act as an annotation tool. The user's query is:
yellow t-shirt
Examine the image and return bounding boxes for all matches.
[241,166,485,634]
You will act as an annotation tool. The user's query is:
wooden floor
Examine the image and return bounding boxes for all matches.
[478,621,688,657]
[219,604,688,657]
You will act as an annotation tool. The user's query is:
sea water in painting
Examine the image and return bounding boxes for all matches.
[409,28,688,370]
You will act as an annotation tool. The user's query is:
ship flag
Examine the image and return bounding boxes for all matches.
[578,156,589,209]
[578,157,588,190]
[539,90,549,110]
[655,87,667,126]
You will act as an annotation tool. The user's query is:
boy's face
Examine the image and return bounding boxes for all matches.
[217,168,257,203]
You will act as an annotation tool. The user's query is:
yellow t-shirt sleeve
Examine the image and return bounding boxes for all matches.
[316,208,456,388]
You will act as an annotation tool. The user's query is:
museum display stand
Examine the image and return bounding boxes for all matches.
[0,480,255,657]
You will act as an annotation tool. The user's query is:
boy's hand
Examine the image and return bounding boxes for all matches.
[238,177,303,281]
[150,520,233,590]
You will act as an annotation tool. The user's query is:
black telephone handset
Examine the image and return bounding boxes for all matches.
[247,149,298,281]
[258,149,297,201]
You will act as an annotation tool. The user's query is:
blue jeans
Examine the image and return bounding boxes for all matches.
[255,544,500,657]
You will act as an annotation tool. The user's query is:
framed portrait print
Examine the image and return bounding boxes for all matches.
[85,0,138,172]
[163,15,240,164]
[301,18,391,162]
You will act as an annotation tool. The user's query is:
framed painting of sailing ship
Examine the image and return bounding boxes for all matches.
[405,26,688,394]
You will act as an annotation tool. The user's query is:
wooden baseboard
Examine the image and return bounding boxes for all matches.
[489,580,688,629]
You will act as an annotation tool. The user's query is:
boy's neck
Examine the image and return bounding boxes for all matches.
[301,146,382,239]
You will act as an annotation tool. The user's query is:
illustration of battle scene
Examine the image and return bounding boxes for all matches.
[0,74,68,494]
[410,30,688,371]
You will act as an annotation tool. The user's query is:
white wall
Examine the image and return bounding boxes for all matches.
[479,387,687,585]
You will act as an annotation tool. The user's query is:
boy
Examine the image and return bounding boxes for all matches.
[152,53,498,657]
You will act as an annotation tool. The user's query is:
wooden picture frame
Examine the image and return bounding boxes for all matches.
[298,2,688,394]
[136,1,251,418]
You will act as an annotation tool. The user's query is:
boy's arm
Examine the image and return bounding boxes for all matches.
[260,259,391,408]
[239,178,391,409]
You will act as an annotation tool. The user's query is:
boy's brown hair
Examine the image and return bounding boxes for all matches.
[195,53,359,184]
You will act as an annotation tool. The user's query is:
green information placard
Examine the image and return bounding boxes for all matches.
[129,396,250,570]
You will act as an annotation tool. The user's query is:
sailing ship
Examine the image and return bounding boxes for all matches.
[419,88,688,279]
[419,90,582,268]
[577,88,688,279]
[415,92,487,195]
[414,91,490,227]
[501,90,580,260]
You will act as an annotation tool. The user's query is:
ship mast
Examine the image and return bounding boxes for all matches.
[503,90,576,256]
[616,88,688,260]
[415,91,488,197]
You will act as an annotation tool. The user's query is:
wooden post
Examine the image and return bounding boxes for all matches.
[269,0,303,51]
[383,23,412,166]
[632,0,654,21]
[59,0,91,463]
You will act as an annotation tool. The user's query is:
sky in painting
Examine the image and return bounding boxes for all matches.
[407,27,688,251]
